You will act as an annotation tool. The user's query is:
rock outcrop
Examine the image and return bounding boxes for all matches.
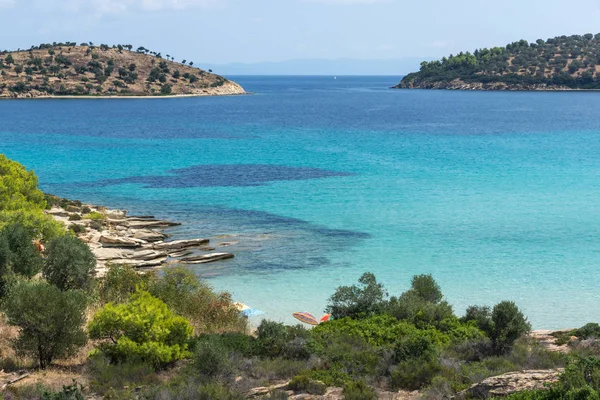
[463,369,563,398]
[45,201,237,276]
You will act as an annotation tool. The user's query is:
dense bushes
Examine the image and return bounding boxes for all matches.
[325,272,387,319]
[88,290,193,368]
[148,266,246,334]
[462,301,531,355]
[0,154,64,240]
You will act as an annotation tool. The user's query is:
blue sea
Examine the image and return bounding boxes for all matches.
[2,75,600,329]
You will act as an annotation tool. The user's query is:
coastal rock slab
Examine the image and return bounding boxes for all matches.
[180,252,234,264]
[464,369,563,398]
[100,235,142,248]
[168,249,193,258]
[110,257,168,268]
[128,219,180,229]
[133,229,168,242]
[128,250,168,261]
[153,238,210,251]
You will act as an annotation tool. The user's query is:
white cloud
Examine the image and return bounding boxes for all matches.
[0,0,15,8]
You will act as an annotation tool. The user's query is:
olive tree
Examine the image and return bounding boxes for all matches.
[43,235,96,291]
[3,280,87,369]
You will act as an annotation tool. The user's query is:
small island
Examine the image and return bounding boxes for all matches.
[395,34,600,91]
[0,42,245,98]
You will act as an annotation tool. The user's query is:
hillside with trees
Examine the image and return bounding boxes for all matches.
[0,42,245,98]
[396,33,600,90]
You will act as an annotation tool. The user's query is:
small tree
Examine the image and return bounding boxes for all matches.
[88,290,193,368]
[14,65,23,76]
[0,222,43,279]
[5,54,14,65]
[98,263,152,304]
[490,301,531,354]
[43,235,96,291]
[3,280,87,369]
[160,84,172,95]
[325,272,388,319]
[461,301,530,355]
[387,274,453,329]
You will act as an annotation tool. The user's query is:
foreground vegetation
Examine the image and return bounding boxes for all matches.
[0,42,243,97]
[397,33,600,90]
[1,154,600,399]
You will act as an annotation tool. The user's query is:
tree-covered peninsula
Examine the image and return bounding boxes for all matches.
[0,42,245,98]
[396,34,600,90]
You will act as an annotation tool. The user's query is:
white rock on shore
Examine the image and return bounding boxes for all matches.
[45,200,236,276]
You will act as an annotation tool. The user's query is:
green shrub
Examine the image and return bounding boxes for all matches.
[288,374,310,391]
[342,380,377,400]
[218,332,255,357]
[43,235,96,291]
[88,290,193,368]
[150,382,243,400]
[0,154,46,212]
[460,357,516,384]
[0,222,43,280]
[68,214,82,221]
[243,357,307,381]
[69,224,86,234]
[325,272,388,320]
[312,314,448,348]
[87,355,158,396]
[193,336,233,378]
[97,263,152,304]
[461,305,494,334]
[307,368,352,387]
[149,266,246,335]
[83,211,105,221]
[461,301,531,355]
[306,380,327,395]
[288,375,326,394]
[255,320,289,358]
[422,376,456,400]
[508,338,566,370]
[89,220,103,230]
[41,380,85,400]
[490,301,531,355]
[391,356,442,390]
[3,280,88,369]
[575,323,600,340]
[387,275,454,329]
[81,206,92,214]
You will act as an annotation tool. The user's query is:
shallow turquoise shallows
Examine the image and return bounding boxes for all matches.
[2,76,600,328]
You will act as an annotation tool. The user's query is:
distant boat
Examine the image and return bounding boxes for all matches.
[334,76,337,80]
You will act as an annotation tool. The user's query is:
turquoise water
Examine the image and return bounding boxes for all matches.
[2,76,600,328]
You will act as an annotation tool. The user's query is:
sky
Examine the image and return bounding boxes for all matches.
[2,0,600,72]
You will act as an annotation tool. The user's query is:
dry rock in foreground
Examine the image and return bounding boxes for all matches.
[463,369,563,398]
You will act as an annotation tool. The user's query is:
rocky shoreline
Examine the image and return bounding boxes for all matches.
[45,200,235,276]
[394,78,575,91]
